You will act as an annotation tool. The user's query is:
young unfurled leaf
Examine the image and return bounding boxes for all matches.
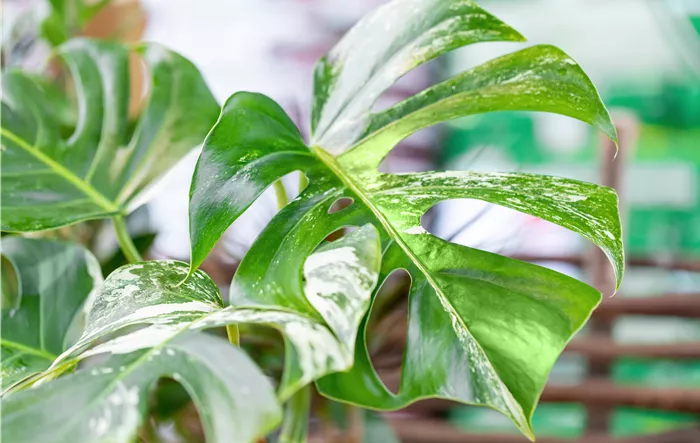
[1,38,219,232]
[2,331,280,443]
[0,237,101,392]
[186,0,623,438]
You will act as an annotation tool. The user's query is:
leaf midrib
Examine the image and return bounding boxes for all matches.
[312,145,528,420]
[0,128,121,214]
[312,146,472,336]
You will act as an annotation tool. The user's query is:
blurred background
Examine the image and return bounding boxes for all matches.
[3,0,700,441]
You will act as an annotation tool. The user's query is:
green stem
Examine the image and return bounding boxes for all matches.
[278,385,311,443]
[113,216,143,263]
[226,324,240,346]
[273,180,289,211]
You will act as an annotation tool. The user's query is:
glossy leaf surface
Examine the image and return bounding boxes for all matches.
[1,38,219,231]
[0,237,101,391]
[187,1,623,436]
[310,0,526,152]
[59,225,380,402]
[2,331,279,443]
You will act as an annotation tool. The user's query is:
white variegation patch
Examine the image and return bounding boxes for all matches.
[80,325,182,359]
[87,382,140,441]
[303,225,380,348]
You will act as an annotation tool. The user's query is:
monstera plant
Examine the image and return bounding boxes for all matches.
[1,0,624,442]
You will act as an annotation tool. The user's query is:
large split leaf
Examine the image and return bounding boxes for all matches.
[1,37,219,231]
[1,331,280,443]
[0,237,101,392]
[55,225,380,405]
[187,0,623,438]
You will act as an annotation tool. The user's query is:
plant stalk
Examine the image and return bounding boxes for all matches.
[278,385,311,443]
[113,216,143,263]
[226,324,240,346]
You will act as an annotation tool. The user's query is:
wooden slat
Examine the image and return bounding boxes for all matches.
[593,294,700,319]
[541,378,700,413]
[386,417,700,443]
[509,254,700,273]
[375,335,700,373]
[378,372,700,415]
[387,417,700,443]
[566,337,700,361]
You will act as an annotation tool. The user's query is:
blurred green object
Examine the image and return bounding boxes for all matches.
[611,408,698,437]
[363,412,400,443]
[690,15,700,36]
[450,403,587,438]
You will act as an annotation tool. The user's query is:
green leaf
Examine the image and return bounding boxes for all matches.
[2,331,280,443]
[0,237,101,392]
[57,225,380,403]
[1,37,219,232]
[341,44,618,164]
[310,0,526,151]
[186,1,623,438]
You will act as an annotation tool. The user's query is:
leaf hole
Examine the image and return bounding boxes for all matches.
[150,377,195,421]
[215,171,303,263]
[423,199,583,258]
[376,125,441,174]
[327,197,354,214]
[319,224,359,245]
[1,255,21,311]
[366,268,411,395]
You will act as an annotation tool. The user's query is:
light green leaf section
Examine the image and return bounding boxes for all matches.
[348,169,623,287]
[58,225,380,403]
[341,45,617,166]
[0,237,101,392]
[1,331,280,443]
[1,38,219,231]
[311,0,525,152]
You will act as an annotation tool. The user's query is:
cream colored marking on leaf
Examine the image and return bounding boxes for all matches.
[88,382,140,441]
[303,245,377,346]
[403,226,427,235]
[74,301,216,351]
[80,325,181,358]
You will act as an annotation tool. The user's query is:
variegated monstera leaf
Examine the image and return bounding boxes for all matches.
[1,38,219,232]
[185,0,623,439]
[0,237,101,393]
[1,226,381,443]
